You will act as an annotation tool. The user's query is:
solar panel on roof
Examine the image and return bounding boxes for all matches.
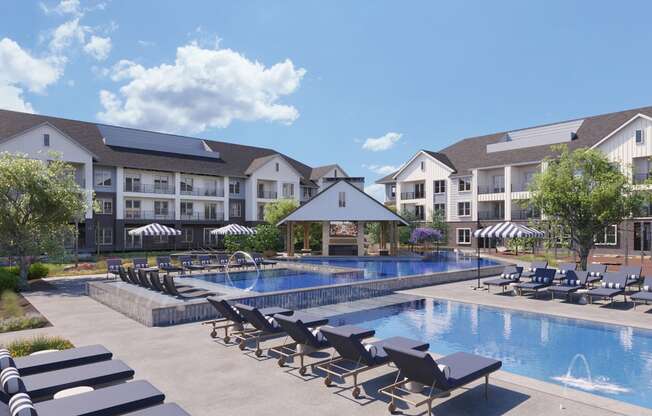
[97,124,221,159]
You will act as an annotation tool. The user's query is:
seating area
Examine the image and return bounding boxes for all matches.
[0,345,189,416]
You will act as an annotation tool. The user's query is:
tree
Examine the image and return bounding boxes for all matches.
[427,210,448,244]
[263,199,299,225]
[528,145,643,269]
[0,153,89,288]
[398,209,420,245]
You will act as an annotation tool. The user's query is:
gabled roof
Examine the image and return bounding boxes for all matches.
[244,153,307,180]
[0,121,99,159]
[310,164,347,180]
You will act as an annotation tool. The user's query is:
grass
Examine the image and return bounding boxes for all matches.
[45,251,179,276]
[0,290,50,333]
[2,335,74,357]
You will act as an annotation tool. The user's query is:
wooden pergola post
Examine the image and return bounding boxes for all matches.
[379,222,386,251]
[389,221,397,256]
[286,221,295,256]
[302,222,311,252]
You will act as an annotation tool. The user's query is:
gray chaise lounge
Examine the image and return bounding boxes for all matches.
[0,346,112,376]
[619,265,643,288]
[553,262,577,281]
[269,313,331,374]
[521,261,548,278]
[586,264,608,286]
[631,277,652,308]
[514,268,556,298]
[162,275,215,299]
[547,270,589,301]
[233,305,296,356]
[483,266,523,293]
[586,272,628,306]
[203,298,290,342]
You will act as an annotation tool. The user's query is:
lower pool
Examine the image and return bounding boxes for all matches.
[330,298,652,409]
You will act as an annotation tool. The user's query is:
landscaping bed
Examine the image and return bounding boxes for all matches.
[0,291,51,334]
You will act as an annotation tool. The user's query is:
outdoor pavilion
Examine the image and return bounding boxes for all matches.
[276,179,409,256]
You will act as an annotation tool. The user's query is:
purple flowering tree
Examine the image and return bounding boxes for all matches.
[410,227,443,252]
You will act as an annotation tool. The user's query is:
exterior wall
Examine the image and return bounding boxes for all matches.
[448,175,474,222]
[245,156,301,221]
[596,115,652,178]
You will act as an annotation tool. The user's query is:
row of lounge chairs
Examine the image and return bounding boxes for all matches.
[0,345,189,416]
[485,261,649,306]
[202,298,502,415]
[117,267,215,299]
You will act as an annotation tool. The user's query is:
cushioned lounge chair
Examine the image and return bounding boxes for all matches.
[121,403,191,416]
[117,267,132,284]
[317,325,429,399]
[216,254,234,270]
[203,298,290,342]
[137,269,154,289]
[4,379,164,416]
[132,258,149,270]
[162,275,215,299]
[631,277,652,308]
[548,271,589,301]
[147,272,192,294]
[0,346,111,376]
[178,255,204,274]
[554,263,577,281]
[249,252,277,269]
[514,268,556,298]
[380,346,502,416]
[197,255,220,271]
[587,272,628,306]
[521,261,547,278]
[483,266,523,293]
[268,313,330,374]
[586,264,608,286]
[106,259,122,280]
[619,265,643,288]
[233,305,294,356]
[156,257,183,275]
[126,268,144,286]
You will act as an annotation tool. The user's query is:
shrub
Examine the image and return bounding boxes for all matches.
[0,291,23,319]
[4,263,50,280]
[252,224,282,252]
[2,336,73,357]
[0,269,20,292]
[224,234,254,253]
[0,317,49,333]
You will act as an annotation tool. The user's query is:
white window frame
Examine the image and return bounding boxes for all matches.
[434,203,445,216]
[97,198,113,215]
[43,133,50,147]
[124,228,143,249]
[96,227,113,246]
[229,201,242,218]
[420,161,425,172]
[154,200,169,216]
[180,201,194,218]
[457,228,471,245]
[595,225,617,246]
[458,177,471,192]
[180,177,194,193]
[124,173,141,192]
[94,167,112,188]
[282,183,295,198]
[229,180,241,195]
[338,191,346,208]
[457,201,471,217]
[434,180,446,194]
[636,129,644,144]
[182,228,194,243]
[203,228,218,245]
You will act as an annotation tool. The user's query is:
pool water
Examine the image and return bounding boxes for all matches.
[332,298,652,409]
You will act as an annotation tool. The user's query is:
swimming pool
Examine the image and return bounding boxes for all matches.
[331,298,652,409]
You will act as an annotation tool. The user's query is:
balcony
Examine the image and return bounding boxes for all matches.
[180,187,224,197]
[124,183,175,194]
[634,173,651,185]
[124,210,175,220]
[512,209,541,220]
[258,190,277,199]
[478,210,504,220]
[400,192,425,200]
[478,185,505,195]
[180,211,225,221]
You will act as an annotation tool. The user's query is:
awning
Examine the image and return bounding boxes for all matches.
[128,223,182,236]
[473,222,544,239]
[210,224,257,236]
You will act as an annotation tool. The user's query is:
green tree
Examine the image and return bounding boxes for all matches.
[427,210,448,244]
[0,153,89,288]
[251,224,282,252]
[529,145,643,269]
[398,209,420,245]
[263,199,299,225]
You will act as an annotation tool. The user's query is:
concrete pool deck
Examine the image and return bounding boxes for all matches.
[0,275,648,415]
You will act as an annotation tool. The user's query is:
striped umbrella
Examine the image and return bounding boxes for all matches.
[128,223,182,236]
[473,222,544,239]
[210,224,257,236]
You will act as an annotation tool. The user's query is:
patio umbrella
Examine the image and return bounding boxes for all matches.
[210,224,257,236]
[128,223,182,261]
[472,222,545,290]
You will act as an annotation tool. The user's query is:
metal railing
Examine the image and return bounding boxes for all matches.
[478,210,504,220]
[124,210,175,220]
[511,209,541,220]
[124,183,175,194]
[477,185,505,194]
[180,211,224,221]
[258,190,278,199]
[400,192,425,199]
[180,187,224,197]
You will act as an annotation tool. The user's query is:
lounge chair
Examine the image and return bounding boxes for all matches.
[586,264,608,286]
[619,265,643,288]
[631,277,652,308]
[250,252,277,269]
[106,259,122,280]
[482,266,523,293]
[232,253,248,269]
[1,360,134,402]
[521,261,548,278]
[178,255,204,274]
[0,345,111,376]
[586,272,628,306]
[554,262,577,281]
[233,305,295,356]
[117,267,132,284]
[203,298,290,343]
[132,257,149,270]
[157,256,183,275]
[147,272,193,295]
[548,271,589,301]
[380,346,502,416]
[162,275,215,299]
[514,268,556,298]
[122,403,191,416]
[137,269,154,289]
[316,325,429,399]
[268,313,331,374]
[126,267,144,286]
[5,379,164,416]
[197,255,220,271]
[216,254,233,270]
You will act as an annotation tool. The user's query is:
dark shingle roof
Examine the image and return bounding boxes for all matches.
[310,164,339,180]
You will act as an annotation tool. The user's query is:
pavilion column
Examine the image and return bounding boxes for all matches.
[379,222,386,251]
[389,221,397,256]
[303,222,311,252]
[357,221,365,256]
[287,222,295,256]
[322,221,330,256]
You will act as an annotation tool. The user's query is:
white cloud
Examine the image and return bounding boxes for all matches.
[41,0,82,16]
[137,40,155,47]
[361,132,402,152]
[49,18,88,51]
[83,35,111,60]
[362,164,398,175]
[0,84,34,113]
[365,184,386,202]
[97,42,307,134]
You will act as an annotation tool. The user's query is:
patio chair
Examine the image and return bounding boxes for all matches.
[117,267,132,284]
[316,325,429,399]
[482,266,523,293]
[250,252,277,269]
[132,257,149,270]
[5,379,165,416]
[156,256,183,275]
[106,259,122,280]
[233,305,294,356]
[586,272,628,306]
[203,298,291,343]
[232,253,248,269]
[586,264,608,286]
[216,254,234,270]
[380,346,502,416]
[197,255,221,271]
[548,270,589,301]
[514,268,556,298]
[554,262,577,281]
[126,267,145,286]
[178,255,204,274]
[148,271,193,295]
[521,261,547,278]
[137,269,154,289]
[619,265,643,288]
[0,345,111,376]
[268,313,331,374]
[632,277,652,308]
[162,275,215,299]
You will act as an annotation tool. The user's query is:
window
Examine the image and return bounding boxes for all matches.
[338,191,346,208]
[229,201,242,218]
[434,180,446,194]
[125,199,141,219]
[524,172,535,188]
[205,179,219,196]
[153,234,168,244]
[97,198,113,214]
[205,203,220,220]
[154,200,169,217]
[302,187,313,200]
[203,228,218,245]
[457,201,471,216]
[420,161,425,172]
[275,162,280,172]
[458,178,471,192]
[434,203,445,216]
[182,228,193,243]
[124,174,141,192]
[43,134,50,146]
[229,180,241,195]
[414,183,425,199]
[636,129,644,144]
[415,205,425,220]
[180,201,194,219]
[457,228,471,245]
[96,227,113,246]
[595,225,617,246]
[124,228,142,249]
[390,185,396,198]
[94,167,112,188]
[180,177,193,193]
[153,175,170,192]
[258,204,266,221]
[282,183,294,198]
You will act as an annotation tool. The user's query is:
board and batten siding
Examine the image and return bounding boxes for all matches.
[595,115,652,178]
[447,175,474,222]
[395,152,452,220]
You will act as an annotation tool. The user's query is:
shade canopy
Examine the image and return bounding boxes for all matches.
[128,223,182,236]
[210,224,257,236]
[473,222,544,239]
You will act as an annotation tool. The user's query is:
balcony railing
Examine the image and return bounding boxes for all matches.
[180,211,225,221]
[634,173,651,185]
[478,210,504,220]
[511,183,532,192]
[258,190,277,199]
[478,185,505,194]
[512,209,541,220]
[124,183,175,194]
[180,187,224,197]
[400,192,425,199]
[124,210,175,220]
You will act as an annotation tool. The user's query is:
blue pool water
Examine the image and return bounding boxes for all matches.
[331,298,652,409]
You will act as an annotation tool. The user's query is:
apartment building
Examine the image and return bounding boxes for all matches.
[0,109,358,252]
[378,105,652,253]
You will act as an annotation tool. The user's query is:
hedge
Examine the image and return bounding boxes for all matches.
[3,263,50,280]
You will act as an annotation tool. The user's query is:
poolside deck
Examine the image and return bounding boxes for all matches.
[1,275,648,416]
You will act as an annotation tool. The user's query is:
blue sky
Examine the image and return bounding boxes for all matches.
[2,1,652,199]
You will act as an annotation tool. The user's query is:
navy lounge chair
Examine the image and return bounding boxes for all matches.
[203,298,290,342]
[147,271,193,294]
[268,313,330,374]
[483,266,523,293]
[380,346,502,416]
[619,265,643,288]
[0,346,111,376]
[554,263,577,281]
[586,264,608,286]
[548,271,589,301]
[117,267,132,284]
[162,275,215,299]
[122,403,191,416]
[178,255,204,274]
[126,267,144,286]
[586,272,628,306]
[157,256,183,275]
[106,259,122,280]
[317,325,429,399]
[514,268,556,298]
[137,269,154,289]
[233,305,294,356]
[522,261,548,278]
[197,255,220,271]
[631,277,652,308]
[215,254,233,270]
[249,252,277,269]
[132,257,149,270]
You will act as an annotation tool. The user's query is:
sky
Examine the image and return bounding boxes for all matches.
[2,1,652,200]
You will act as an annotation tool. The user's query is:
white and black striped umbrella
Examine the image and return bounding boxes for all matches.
[128,223,182,236]
[210,224,257,236]
[473,222,544,239]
